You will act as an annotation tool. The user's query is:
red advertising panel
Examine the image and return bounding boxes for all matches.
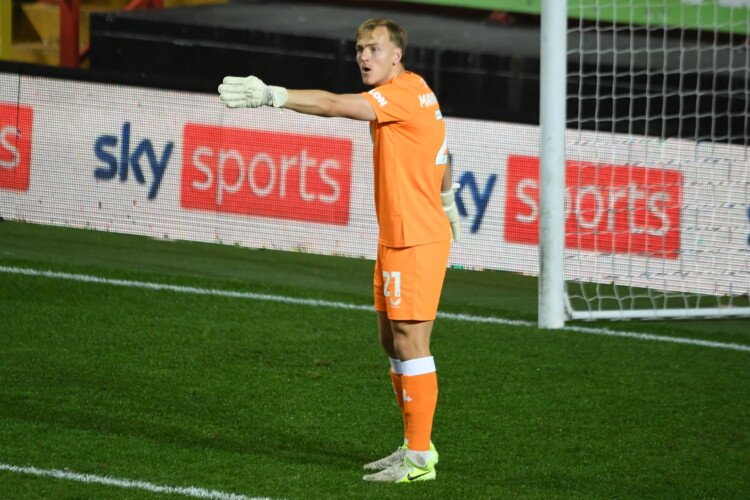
[181,124,352,225]
[505,155,682,258]
[0,103,33,191]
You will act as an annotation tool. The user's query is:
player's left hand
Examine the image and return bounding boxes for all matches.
[441,189,461,241]
[218,75,288,109]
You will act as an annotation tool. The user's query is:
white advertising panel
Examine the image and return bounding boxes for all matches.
[0,73,747,296]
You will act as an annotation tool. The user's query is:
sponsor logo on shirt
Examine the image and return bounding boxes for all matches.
[368,89,388,107]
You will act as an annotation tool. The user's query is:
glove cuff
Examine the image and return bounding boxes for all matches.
[440,189,455,206]
[268,86,288,108]
[441,189,460,225]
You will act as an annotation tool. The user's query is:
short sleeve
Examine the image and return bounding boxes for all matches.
[360,83,414,124]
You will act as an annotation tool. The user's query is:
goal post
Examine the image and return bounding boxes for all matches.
[539,0,567,329]
[539,0,750,324]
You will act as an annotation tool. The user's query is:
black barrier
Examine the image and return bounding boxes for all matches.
[89,2,542,124]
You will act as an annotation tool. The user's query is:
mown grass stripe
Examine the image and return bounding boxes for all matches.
[0,463,271,500]
[2,265,749,353]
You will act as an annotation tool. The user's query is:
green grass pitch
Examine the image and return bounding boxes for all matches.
[1,220,749,498]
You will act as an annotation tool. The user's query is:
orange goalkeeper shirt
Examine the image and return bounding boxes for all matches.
[361,71,451,248]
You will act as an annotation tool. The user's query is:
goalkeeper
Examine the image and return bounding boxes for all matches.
[218,17,460,484]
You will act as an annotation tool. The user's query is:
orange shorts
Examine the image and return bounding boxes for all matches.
[373,240,451,321]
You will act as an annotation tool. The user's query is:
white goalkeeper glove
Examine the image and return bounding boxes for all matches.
[441,187,461,242]
[218,75,288,109]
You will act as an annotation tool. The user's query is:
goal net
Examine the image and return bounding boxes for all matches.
[559,0,750,320]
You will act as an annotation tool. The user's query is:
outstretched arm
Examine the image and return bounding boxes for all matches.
[218,75,376,121]
[284,90,376,121]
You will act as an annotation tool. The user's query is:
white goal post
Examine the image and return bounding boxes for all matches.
[539,0,750,325]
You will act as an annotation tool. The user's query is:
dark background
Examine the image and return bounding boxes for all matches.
[4,0,748,144]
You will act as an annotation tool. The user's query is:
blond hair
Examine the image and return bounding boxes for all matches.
[356,18,407,54]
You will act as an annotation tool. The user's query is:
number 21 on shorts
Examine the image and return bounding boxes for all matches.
[382,271,402,307]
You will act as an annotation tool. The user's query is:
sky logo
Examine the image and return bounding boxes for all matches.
[454,171,496,234]
[94,122,174,199]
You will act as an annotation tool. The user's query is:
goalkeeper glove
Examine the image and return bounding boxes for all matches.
[218,76,288,109]
[441,187,461,242]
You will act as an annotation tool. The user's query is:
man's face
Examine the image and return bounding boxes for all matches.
[356,26,402,87]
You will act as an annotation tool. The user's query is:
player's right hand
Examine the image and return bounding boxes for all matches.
[218,75,270,108]
[218,76,288,109]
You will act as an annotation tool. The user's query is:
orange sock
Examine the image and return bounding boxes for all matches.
[389,369,407,440]
[401,371,438,451]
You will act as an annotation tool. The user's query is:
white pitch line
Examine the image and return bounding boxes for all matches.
[0,265,372,312]
[2,265,749,353]
[0,463,270,500]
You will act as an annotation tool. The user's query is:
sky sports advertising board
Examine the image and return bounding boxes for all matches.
[0,72,747,297]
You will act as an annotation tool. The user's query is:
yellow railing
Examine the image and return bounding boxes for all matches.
[0,0,11,60]
[3,0,229,66]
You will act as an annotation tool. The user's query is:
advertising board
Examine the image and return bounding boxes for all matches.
[0,73,747,297]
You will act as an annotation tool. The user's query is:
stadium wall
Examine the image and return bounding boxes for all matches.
[0,71,747,296]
